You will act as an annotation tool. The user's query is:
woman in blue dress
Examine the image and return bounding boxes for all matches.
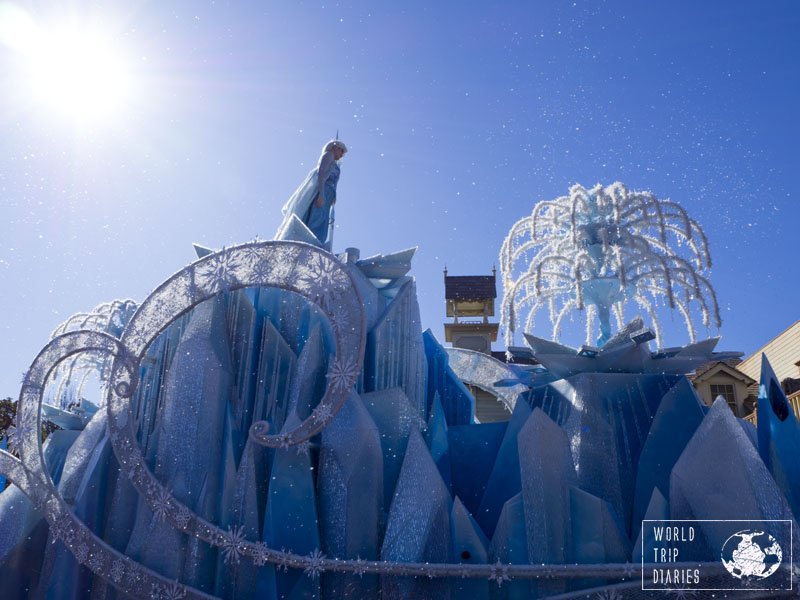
[279,139,347,247]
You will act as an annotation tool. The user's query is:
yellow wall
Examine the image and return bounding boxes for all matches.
[738,320,800,383]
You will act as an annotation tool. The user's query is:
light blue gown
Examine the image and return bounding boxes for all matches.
[304,161,339,244]
[279,151,340,247]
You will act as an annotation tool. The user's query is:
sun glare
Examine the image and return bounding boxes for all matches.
[27,29,131,123]
[0,5,134,126]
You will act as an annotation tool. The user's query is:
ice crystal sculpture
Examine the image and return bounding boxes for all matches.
[48,299,138,408]
[0,205,797,597]
[499,182,721,347]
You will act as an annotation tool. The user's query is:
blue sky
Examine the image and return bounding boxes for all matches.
[1,1,799,396]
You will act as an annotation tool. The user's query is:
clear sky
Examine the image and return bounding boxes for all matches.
[1,1,798,397]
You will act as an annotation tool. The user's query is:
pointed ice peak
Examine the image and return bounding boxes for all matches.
[523,334,575,355]
[274,214,323,247]
[524,320,742,377]
[193,243,214,259]
[355,247,416,279]
[758,353,791,422]
[674,337,719,356]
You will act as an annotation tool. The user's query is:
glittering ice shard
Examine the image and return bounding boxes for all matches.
[531,373,677,532]
[381,429,452,599]
[125,296,234,591]
[423,329,474,425]
[670,398,797,560]
[476,399,530,537]
[318,391,383,598]
[568,486,630,565]
[757,354,800,519]
[361,387,424,511]
[518,409,576,567]
[488,493,529,600]
[448,421,507,519]
[364,280,428,418]
[424,394,451,488]
[450,496,489,598]
[633,376,706,530]
[632,487,669,563]
[263,414,321,599]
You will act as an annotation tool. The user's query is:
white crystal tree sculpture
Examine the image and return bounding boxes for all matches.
[499,182,721,348]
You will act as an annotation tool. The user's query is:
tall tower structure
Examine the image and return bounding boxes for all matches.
[443,267,499,354]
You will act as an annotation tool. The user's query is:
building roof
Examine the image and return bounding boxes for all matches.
[687,357,745,381]
[689,360,755,385]
[444,275,497,300]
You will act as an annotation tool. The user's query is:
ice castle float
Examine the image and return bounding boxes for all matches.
[1,183,799,598]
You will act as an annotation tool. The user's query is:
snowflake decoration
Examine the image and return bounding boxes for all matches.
[277,548,291,573]
[73,542,90,564]
[276,433,292,450]
[595,590,622,600]
[251,258,275,284]
[151,487,173,522]
[173,505,191,529]
[328,310,353,336]
[297,254,348,302]
[239,244,265,267]
[110,559,126,583]
[87,551,104,572]
[151,581,186,600]
[199,251,241,295]
[312,402,333,424]
[295,440,311,456]
[304,548,326,580]
[220,525,247,565]
[622,561,636,579]
[489,560,511,588]
[251,542,270,567]
[49,517,77,546]
[267,253,294,284]
[353,556,367,578]
[326,356,359,392]
[6,419,35,453]
[20,369,42,391]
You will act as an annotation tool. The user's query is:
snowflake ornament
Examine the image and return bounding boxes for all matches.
[353,556,367,578]
[220,526,247,565]
[304,548,326,579]
[151,581,187,600]
[110,559,126,583]
[277,548,291,573]
[489,560,511,587]
[312,402,333,424]
[200,251,241,295]
[151,487,173,522]
[73,542,90,564]
[6,420,35,453]
[251,542,271,567]
[326,356,358,392]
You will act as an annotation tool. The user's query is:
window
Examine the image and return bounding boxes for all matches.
[710,383,736,412]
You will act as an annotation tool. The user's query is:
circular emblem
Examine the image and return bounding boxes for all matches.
[721,530,782,580]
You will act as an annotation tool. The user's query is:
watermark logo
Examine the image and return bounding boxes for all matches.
[642,519,792,592]
[721,530,782,580]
